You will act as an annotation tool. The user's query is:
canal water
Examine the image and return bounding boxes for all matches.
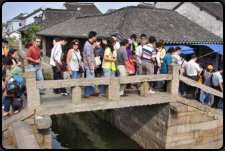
[50,112,142,149]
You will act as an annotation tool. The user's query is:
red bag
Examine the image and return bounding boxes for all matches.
[127,60,135,75]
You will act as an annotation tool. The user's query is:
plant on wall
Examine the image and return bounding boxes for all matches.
[22,25,42,43]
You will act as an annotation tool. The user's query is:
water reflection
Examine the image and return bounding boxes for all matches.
[50,112,142,149]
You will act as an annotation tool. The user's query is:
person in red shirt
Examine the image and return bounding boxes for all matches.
[26,37,45,95]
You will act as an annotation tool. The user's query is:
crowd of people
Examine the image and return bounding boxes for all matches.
[2,31,223,118]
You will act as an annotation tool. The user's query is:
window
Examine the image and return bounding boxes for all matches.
[19,23,21,26]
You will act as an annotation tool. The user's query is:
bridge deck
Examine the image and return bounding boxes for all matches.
[36,86,176,116]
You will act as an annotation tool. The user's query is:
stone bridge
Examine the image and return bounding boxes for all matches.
[2,58,223,149]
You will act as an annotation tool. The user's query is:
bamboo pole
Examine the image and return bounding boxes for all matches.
[198,49,221,58]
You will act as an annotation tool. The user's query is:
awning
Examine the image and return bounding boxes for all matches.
[186,44,223,55]
[164,45,195,54]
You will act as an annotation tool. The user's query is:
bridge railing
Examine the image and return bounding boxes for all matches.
[24,63,181,110]
[179,75,223,98]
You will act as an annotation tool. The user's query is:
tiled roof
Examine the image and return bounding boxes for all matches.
[21,8,43,20]
[63,2,102,15]
[192,2,223,21]
[36,6,223,44]
[18,9,82,32]
[106,9,116,14]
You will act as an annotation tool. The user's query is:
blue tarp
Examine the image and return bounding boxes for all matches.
[164,45,195,54]
[187,44,223,55]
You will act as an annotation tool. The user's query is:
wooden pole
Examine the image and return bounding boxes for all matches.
[198,49,221,58]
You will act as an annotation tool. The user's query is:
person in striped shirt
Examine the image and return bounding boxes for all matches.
[142,36,157,94]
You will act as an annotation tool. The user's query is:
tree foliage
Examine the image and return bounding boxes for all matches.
[22,25,42,43]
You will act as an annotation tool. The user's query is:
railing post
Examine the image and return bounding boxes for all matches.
[140,81,149,97]
[72,86,82,104]
[167,64,180,95]
[105,77,120,101]
[25,69,41,111]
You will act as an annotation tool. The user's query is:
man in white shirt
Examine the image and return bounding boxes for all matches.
[153,42,162,88]
[179,53,187,96]
[185,54,200,99]
[211,66,223,108]
[50,37,69,96]
[111,34,120,77]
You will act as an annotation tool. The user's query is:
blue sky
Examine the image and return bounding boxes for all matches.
[2,2,139,23]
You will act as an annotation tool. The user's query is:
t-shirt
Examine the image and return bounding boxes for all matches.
[133,41,138,57]
[135,45,142,65]
[161,53,172,74]
[159,48,166,63]
[97,46,104,58]
[181,59,187,73]
[50,42,62,66]
[126,48,133,59]
[212,72,223,86]
[117,47,128,66]
[102,47,113,69]
[83,40,95,67]
[186,60,200,76]
[142,44,156,63]
[171,52,182,65]
[69,49,82,71]
[203,71,212,86]
[26,45,41,64]
[6,65,23,81]
[113,41,120,58]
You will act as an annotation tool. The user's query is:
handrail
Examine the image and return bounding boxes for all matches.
[36,74,173,89]
[179,75,223,98]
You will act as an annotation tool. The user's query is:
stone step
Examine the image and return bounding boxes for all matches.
[12,121,40,149]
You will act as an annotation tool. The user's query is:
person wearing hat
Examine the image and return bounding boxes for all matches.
[200,65,213,105]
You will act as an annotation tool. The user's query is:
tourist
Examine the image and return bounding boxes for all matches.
[142,36,157,94]
[99,38,107,76]
[95,48,102,78]
[51,37,60,53]
[179,53,187,96]
[185,54,200,100]
[7,49,19,66]
[2,57,23,118]
[66,39,84,80]
[50,37,70,96]
[158,39,166,88]
[136,38,147,90]
[98,38,117,98]
[160,47,175,92]
[171,47,183,75]
[26,37,45,95]
[200,65,213,105]
[117,39,130,97]
[138,34,146,45]
[83,31,99,99]
[211,66,223,109]
[111,35,120,77]
[130,34,138,57]
[153,42,162,89]
[125,38,137,92]
[197,63,206,101]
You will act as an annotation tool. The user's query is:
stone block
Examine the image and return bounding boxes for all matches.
[218,115,223,128]
[186,116,191,124]
[29,125,39,134]
[119,122,128,134]
[72,86,82,104]
[140,81,149,97]
[170,102,186,112]
[39,143,52,149]
[167,120,218,135]
[167,64,179,95]
[36,80,62,89]
[187,106,198,112]
[190,114,213,124]
[199,127,223,137]
[3,130,9,138]
[143,137,160,149]
[26,78,41,109]
[44,133,51,144]
[166,132,195,144]
[165,139,196,149]
[25,69,36,79]
[193,131,200,139]
[202,134,223,145]
[35,116,52,129]
[177,111,200,117]
[24,119,35,125]
[193,140,223,149]
[195,137,203,142]
[34,133,44,145]
[13,135,18,148]
[167,116,186,127]
[105,78,120,101]
[2,138,8,146]
[169,143,195,149]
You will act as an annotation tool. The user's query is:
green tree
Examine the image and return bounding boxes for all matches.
[22,25,42,43]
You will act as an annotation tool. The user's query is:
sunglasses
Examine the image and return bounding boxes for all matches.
[36,41,41,43]
[74,44,79,46]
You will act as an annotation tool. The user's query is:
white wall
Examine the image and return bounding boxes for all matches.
[9,32,20,40]
[155,2,180,10]
[8,21,21,33]
[176,2,223,38]
[24,10,43,26]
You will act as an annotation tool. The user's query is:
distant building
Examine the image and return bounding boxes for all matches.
[155,2,223,38]
[62,2,102,16]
